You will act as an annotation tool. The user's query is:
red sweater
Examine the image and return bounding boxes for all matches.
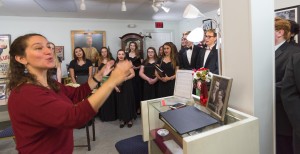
[8,82,96,154]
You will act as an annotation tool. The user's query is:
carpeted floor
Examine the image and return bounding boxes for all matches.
[0,117,143,154]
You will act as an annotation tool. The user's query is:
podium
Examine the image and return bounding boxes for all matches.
[141,95,259,154]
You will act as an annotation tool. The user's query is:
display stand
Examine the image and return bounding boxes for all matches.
[141,95,259,154]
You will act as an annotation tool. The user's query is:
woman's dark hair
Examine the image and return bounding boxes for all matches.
[144,47,158,65]
[7,33,59,92]
[73,47,86,61]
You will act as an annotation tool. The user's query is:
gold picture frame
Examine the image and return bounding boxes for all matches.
[71,30,106,63]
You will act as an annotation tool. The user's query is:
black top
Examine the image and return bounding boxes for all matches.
[68,59,92,76]
[126,53,142,67]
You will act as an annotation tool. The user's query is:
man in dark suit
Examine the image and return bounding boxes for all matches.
[178,31,200,70]
[275,17,300,154]
[195,29,219,74]
[281,52,300,154]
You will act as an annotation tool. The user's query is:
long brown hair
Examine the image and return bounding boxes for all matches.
[7,33,59,92]
[162,42,178,69]
[97,47,112,64]
[128,41,140,58]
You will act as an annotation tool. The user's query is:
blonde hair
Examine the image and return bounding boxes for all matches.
[275,17,291,40]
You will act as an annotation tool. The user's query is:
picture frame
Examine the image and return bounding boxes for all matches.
[275,5,300,43]
[202,19,213,31]
[71,30,106,63]
[55,46,64,61]
[206,74,233,121]
[0,34,11,79]
[0,78,7,105]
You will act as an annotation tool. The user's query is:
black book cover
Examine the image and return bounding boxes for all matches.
[152,64,166,77]
[159,106,218,135]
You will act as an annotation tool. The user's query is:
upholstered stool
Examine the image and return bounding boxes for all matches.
[115,135,148,154]
[0,126,15,141]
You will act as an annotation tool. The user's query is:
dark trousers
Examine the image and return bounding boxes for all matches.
[276,134,293,154]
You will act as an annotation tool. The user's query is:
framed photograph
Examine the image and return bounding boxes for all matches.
[202,19,213,31]
[71,30,106,63]
[0,78,7,105]
[0,34,11,79]
[55,46,64,61]
[206,74,233,121]
[275,5,300,43]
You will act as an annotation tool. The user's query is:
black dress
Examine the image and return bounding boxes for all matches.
[157,59,177,98]
[116,78,137,123]
[68,59,93,84]
[142,62,157,100]
[97,63,117,121]
[127,53,142,112]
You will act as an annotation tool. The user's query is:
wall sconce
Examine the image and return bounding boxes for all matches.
[139,32,152,39]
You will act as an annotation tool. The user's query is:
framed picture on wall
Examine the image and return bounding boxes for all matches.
[202,19,213,31]
[0,78,7,105]
[55,46,64,61]
[275,5,300,43]
[0,34,11,79]
[71,30,106,64]
[206,74,233,121]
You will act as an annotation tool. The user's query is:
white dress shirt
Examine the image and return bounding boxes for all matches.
[186,48,192,64]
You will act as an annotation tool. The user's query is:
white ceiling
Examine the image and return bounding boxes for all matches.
[0,0,219,21]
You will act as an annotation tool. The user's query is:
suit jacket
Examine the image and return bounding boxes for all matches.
[275,41,300,136]
[178,45,200,70]
[281,52,300,153]
[195,44,219,74]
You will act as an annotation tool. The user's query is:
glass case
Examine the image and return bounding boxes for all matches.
[141,95,259,154]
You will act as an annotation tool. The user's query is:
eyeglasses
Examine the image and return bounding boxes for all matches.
[205,35,215,39]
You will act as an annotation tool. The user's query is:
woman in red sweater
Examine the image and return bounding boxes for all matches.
[7,33,132,153]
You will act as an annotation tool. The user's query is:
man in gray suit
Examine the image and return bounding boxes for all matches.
[281,52,300,154]
[275,17,300,154]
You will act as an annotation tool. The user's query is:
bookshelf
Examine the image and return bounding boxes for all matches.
[141,96,259,154]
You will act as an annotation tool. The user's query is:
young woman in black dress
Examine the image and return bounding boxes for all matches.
[69,47,93,84]
[155,42,179,98]
[126,41,143,115]
[96,47,117,121]
[139,47,159,100]
[115,49,136,128]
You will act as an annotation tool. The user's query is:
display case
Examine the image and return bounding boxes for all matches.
[141,96,259,154]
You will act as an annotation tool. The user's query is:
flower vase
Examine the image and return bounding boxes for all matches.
[200,82,208,106]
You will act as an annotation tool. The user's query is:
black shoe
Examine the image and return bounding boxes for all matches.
[120,122,125,128]
[127,122,133,128]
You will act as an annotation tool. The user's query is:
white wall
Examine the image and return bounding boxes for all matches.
[220,0,275,153]
[275,0,300,9]
[0,16,180,76]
